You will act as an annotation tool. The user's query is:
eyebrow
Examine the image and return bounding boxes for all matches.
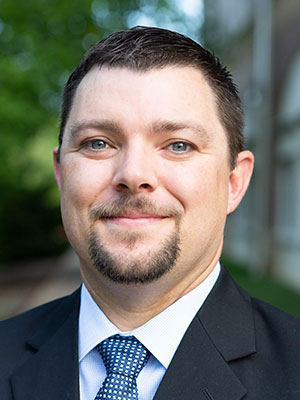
[67,118,211,144]
[68,120,124,141]
[150,120,211,144]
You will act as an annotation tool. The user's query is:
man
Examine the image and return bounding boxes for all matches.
[1,26,300,400]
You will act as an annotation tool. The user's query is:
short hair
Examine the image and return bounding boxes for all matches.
[58,26,244,168]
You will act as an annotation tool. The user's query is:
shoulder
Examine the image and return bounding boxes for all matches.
[235,276,300,384]
[0,289,81,398]
[230,270,300,346]
[211,266,300,394]
[250,294,300,347]
[221,264,300,334]
[244,293,300,395]
[0,288,81,354]
[202,264,300,361]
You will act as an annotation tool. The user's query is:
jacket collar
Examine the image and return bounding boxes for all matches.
[198,264,256,361]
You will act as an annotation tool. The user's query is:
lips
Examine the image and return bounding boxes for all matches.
[103,210,167,227]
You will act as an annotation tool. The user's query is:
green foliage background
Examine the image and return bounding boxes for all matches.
[0,0,177,262]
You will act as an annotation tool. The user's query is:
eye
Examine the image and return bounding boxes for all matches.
[90,139,107,150]
[168,141,193,153]
[82,139,109,151]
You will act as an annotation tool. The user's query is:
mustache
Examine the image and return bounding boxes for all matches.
[88,195,183,221]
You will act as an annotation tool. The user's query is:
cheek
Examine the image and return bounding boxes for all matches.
[165,161,229,235]
[60,158,113,209]
[162,162,200,199]
[164,161,226,208]
[59,159,114,249]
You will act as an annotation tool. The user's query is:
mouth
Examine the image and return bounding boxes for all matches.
[103,211,168,227]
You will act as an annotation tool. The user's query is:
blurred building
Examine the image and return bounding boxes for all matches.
[203,0,300,290]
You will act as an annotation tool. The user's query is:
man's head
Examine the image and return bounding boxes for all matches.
[58,26,244,169]
[54,27,253,297]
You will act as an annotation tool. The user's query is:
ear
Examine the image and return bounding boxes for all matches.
[227,150,254,214]
[53,147,61,191]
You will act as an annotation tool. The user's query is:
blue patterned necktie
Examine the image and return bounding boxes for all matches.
[95,334,150,400]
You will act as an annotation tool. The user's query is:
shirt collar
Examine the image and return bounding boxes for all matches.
[79,262,220,368]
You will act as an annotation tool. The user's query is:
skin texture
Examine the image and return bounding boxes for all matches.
[54,66,254,330]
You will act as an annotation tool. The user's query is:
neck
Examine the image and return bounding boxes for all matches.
[81,245,222,331]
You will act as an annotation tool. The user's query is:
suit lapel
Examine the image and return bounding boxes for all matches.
[153,316,247,400]
[198,265,256,362]
[154,265,256,400]
[10,289,80,400]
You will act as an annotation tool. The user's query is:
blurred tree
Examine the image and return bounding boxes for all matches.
[0,0,180,263]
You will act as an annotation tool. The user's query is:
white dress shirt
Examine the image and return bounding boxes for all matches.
[79,262,220,400]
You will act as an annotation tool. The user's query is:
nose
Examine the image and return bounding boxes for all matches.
[111,144,159,194]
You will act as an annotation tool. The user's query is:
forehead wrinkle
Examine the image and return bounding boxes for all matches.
[67,119,125,141]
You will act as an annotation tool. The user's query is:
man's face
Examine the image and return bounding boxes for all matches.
[54,66,248,289]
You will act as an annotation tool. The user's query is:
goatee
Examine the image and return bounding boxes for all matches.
[87,194,182,284]
[88,230,181,284]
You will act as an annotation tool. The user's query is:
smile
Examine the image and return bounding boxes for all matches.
[103,212,168,227]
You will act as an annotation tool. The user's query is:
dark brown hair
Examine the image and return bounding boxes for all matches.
[58,26,244,168]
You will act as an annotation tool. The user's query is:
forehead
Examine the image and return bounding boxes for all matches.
[66,65,226,142]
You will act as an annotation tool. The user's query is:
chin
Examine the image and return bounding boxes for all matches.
[88,229,181,284]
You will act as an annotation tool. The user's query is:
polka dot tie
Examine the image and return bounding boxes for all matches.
[95,334,150,400]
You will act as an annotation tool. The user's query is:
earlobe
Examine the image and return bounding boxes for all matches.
[53,147,61,190]
[227,150,254,214]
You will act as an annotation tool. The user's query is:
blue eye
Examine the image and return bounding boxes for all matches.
[90,140,107,150]
[170,142,190,152]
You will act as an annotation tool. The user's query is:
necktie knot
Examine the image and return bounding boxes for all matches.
[97,334,150,379]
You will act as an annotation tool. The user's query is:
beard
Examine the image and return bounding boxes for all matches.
[88,230,180,284]
[87,195,182,284]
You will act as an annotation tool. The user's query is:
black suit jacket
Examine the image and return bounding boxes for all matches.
[1,265,300,399]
